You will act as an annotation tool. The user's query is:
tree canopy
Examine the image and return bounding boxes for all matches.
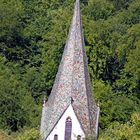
[0,0,140,139]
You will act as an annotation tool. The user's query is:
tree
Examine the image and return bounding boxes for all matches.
[84,0,115,20]
[99,112,140,140]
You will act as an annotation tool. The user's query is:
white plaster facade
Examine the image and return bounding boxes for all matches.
[46,104,85,140]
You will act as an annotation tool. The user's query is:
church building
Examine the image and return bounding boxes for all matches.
[40,0,100,139]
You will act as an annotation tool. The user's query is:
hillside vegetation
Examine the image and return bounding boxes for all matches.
[0,0,140,139]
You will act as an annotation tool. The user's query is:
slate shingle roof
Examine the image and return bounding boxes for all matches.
[40,0,99,139]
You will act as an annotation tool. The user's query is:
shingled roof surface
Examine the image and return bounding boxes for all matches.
[40,0,99,139]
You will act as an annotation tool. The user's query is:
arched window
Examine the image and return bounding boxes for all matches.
[77,135,81,140]
[64,117,72,140]
[54,134,58,140]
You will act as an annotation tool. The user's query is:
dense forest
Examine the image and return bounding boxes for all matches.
[0,0,140,139]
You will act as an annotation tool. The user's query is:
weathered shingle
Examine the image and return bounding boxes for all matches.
[40,0,99,139]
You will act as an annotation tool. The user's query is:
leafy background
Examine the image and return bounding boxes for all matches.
[0,0,140,139]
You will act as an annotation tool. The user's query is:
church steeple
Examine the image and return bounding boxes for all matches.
[40,0,99,139]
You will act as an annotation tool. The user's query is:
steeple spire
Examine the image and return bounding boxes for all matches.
[40,0,99,139]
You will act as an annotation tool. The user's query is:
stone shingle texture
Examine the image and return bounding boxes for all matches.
[40,0,99,139]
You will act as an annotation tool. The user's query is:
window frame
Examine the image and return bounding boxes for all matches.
[64,117,72,140]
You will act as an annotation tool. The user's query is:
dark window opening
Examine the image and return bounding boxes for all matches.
[54,134,58,140]
[77,135,81,140]
[65,117,72,140]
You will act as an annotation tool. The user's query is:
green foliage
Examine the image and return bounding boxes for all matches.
[0,56,41,131]
[108,0,133,10]
[93,80,140,129]
[0,0,26,61]
[85,0,115,20]
[83,0,140,135]
[0,0,140,139]
[16,128,41,140]
[0,130,13,140]
[0,0,24,38]
[116,25,140,96]
[99,112,140,140]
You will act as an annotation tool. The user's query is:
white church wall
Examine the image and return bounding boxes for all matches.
[47,104,85,140]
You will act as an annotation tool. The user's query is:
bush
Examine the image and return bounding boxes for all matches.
[99,112,140,140]
[16,128,42,140]
[0,130,12,140]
